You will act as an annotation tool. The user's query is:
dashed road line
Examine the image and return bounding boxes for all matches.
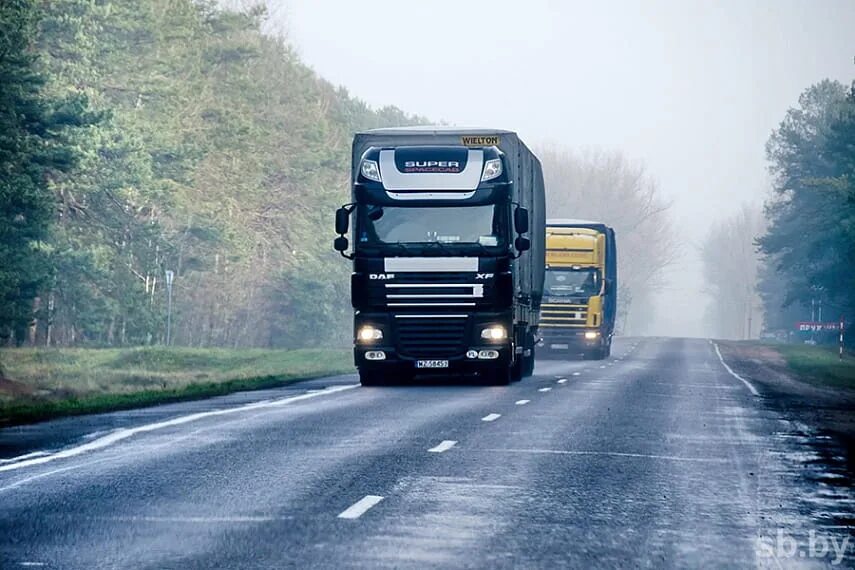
[557,379,568,384]
[538,387,552,393]
[515,399,530,405]
[572,372,581,376]
[481,413,502,422]
[427,440,457,453]
[338,495,384,519]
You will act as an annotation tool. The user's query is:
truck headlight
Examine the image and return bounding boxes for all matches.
[584,331,600,340]
[481,158,503,182]
[357,325,383,342]
[481,325,508,341]
[360,159,381,182]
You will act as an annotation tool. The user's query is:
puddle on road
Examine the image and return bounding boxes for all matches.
[768,420,855,531]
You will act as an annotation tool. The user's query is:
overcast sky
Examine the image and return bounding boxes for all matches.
[277,0,854,336]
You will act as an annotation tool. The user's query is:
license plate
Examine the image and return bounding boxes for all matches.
[550,343,569,350]
[416,360,449,369]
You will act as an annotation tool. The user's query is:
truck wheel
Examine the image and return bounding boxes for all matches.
[604,341,612,358]
[359,370,386,386]
[522,333,536,377]
[591,346,606,360]
[523,348,536,377]
[484,365,512,386]
[511,355,524,382]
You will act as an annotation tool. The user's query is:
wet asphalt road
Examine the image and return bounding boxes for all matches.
[0,337,852,568]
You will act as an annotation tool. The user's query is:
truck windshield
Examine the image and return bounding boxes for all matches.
[545,269,601,297]
[358,204,506,247]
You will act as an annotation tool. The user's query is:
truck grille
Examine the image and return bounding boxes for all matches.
[385,283,482,307]
[540,303,587,327]
[395,316,468,357]
[390,272,474,284]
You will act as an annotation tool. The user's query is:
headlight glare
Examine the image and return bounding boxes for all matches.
[358,325,383,342]
[584,331,600,340]
[481,325,508,341]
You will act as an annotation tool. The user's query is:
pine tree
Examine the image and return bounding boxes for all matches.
[0,1,73,344]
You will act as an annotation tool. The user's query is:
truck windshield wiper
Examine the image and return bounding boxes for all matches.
[385,242,418,255]
[422,240,456,255]
[373,241,502,256]
[427,241,505,256]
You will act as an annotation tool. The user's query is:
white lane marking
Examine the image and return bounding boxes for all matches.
[0,451,50,464]
[338,495,384,519]
[0,384,360,474]
[487,448,727,463]
[538,387,552,392]
[428,440,457,453]
[515,399,530,405]
[571,372,581,376]
[20,563,46,567]
[481,413,501,422]
[599,365,606,369]
[0,426,213,494]
[103,515,286,523]
[557,379,568,384]
[711,341,760,397]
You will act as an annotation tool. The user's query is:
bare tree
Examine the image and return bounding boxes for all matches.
[538,147,679,335]
[700,204,765,339]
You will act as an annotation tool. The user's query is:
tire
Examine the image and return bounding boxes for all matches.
[358,369,386,386]
[604,340,612,358]
[484,365,512,386]
[511,356,523,382]
[523,347,536,377]
[591,346,607,360]
[522,333,536,377]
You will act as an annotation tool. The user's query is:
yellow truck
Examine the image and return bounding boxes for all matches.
[538,220,617,360]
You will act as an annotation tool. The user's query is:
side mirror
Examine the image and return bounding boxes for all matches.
[514,236,530,252]
[335,207,350,235]
[334,236,349,252]
[514,207,529,234]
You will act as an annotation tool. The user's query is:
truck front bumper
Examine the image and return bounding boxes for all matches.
[537,328,605,355]
[354,344,513,375]
[353,310,515,375]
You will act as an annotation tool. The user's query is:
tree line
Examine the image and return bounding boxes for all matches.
[1,0,422,348]
[702,79,854,343]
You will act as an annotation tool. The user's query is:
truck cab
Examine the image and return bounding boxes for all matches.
[538,220,617,360]
[335,128,545,385]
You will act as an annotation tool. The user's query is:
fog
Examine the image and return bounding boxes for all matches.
[280,0,854,337]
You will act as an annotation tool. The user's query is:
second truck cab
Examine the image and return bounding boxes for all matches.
[538,220,617,360]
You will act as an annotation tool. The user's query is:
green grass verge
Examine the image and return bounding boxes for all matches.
[772,343,855,391]
[0,347,353,426]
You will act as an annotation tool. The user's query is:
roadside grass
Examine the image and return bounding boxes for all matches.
[0,347,353,426]
[771,343,855,391]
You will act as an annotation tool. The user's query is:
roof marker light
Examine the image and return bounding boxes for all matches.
[361,159,381,182]
[481,158,503,182]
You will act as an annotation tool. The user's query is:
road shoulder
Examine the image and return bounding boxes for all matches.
[717,341,855,474]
